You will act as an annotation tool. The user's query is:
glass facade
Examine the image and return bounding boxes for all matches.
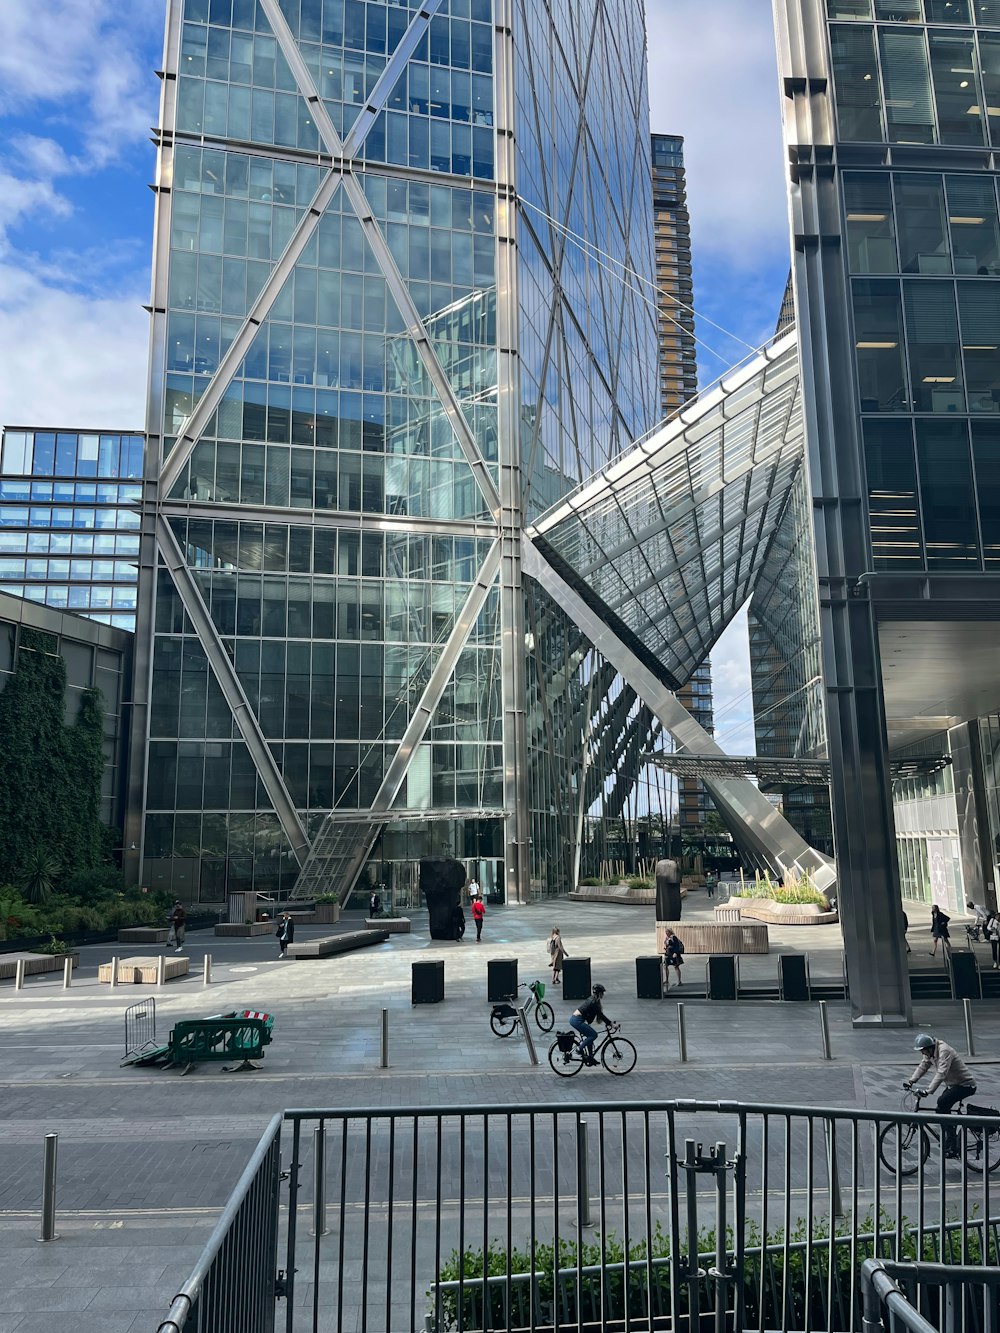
[135,0,660,902]
[0,428,144,631]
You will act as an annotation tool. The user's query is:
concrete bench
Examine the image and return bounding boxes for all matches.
[568,885,656,905]
[656,922,769,955]
[118,927,169,944]
[0,952,79,981]
[287,929,389,959]
[99,955,190,984]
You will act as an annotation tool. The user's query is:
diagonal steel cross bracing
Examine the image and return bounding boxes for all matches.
[521,536,837,893]
[292,541,503,902]
[156,515,311,866]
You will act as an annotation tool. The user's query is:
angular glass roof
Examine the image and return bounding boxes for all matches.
[526,330,803,688]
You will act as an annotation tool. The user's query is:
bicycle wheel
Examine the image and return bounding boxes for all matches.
[534,1001,554,1033]
[601,1035,637,1076]
[548,1040,584,1077]
[964,1124,1000,1174]
[490,1010,517,1038]
[878,1121,930,1176]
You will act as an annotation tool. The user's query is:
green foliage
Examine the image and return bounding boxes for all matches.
[579,877,602,886]
[0,887,42,941]
[35,936,70,956]
[0,629,110,887]
[432,1210,996,1330]
[729,870,829,907]
[314,893,340,904]
[18,849,60,904]
[627,876,653,891]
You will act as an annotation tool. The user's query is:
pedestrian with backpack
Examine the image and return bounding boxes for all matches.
[663,927,685,987]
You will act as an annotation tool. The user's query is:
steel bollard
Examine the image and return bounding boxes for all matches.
[157,954,166,987]
[14,958,25,991]
[576,1120,593,1227]
[380,1007,389,1068]
[963,997,976,1056]
[677,1002,688,1061]
[203,954,212,985]
[819,1000,832,1060]
[518,1003,539,1066]
[108,956,118,989]
[824,1120,844,1220]
[62,956,72,989]
[40,1133,58,1241]
[312,1124,327,1237]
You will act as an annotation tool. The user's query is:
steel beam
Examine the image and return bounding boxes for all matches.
[156,515,311,865]
[522,535,837,893]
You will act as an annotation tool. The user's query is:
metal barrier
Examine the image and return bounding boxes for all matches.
[156,1112,282,1333]
[123,998,157,1062]
[158,1099,1000,1333]
[861,1257,1000,1333]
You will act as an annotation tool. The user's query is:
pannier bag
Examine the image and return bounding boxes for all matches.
[556,1031,577,1053]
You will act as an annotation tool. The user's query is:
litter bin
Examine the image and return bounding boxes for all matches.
[707,954,737,1001]
[562,956,592,1001]
[488,958,518,1002]
[778,953,810,1001]
[636,956,663,999]
[950,951,981,1000]
[412,960,445,1005]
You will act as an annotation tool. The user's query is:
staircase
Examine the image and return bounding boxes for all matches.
[290,818,380,904]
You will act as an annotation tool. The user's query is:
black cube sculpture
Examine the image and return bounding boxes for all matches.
[420,856,466,940]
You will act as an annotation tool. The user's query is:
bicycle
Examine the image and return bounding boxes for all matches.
[878,1087,1000,1176]
[490,980,554,1037]
[547,1022,637,1077]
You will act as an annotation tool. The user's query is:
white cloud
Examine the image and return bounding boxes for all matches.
[0,262,148,428]
[645,1,789,268]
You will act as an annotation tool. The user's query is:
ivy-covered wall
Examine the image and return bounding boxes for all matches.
[0,628,108,884]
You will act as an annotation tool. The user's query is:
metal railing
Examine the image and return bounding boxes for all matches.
[861,1257,1000,1333]
[156,1112,282,1333]
[158,1098,1000,1333]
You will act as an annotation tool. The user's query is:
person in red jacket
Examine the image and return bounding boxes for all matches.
[471,896,486,942]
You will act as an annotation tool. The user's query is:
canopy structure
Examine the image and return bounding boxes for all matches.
[523,329,838,892]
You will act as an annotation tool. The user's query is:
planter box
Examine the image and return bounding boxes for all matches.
[0,951,79,981]
[721,899,836,926]
[118,927,169,944]
[656,921,769,955]
[365,916,410,933]
[99,955,189,984]
[313,903,341,924]
[214,922,274,937]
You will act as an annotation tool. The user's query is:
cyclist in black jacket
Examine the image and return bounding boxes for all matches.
[570,985,613,1066]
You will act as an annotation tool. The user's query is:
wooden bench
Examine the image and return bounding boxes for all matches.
[0,952,79,981]
[99,955,190,984]
[287,928,389,959]
[118,927,169,944]
[656,922,769,955]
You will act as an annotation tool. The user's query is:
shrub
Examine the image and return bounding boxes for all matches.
[315,893,340,904]
[729,870,829,907]
[579,877,602,886]
[0,887,42,941]
[627,876,653,891]
[36,936,70,955]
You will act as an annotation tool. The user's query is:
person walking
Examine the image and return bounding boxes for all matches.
[471,896,485,942]
[168,900,186,953]
[929,904,951,957]
[987,911,1000,969]
[369,889,382,918]
[705,872,716,900]
[663,927,685,987]
[452,901,466,942]
[468,876,481,902]
[547,927,567,984]
[901,909,911,955]
[905,1032,977,1157]
[276,912,295,958]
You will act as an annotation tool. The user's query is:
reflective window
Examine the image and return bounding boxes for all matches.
[875,0,922,18]
[831,25,884,140]
[916,420,981,566]
[946,175,1000,273]
[853,278,909,409]
[845,172,897,270]
[972,421,1000,565]
[863,419,924,566]
[895,174,950,272]
[978,34,1000,146]
[880,28,935,143]
[903,280,965,410]
[928,34,985,145]
[957,282,1000,409]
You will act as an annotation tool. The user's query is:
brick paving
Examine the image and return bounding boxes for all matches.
[0,892,995,1329]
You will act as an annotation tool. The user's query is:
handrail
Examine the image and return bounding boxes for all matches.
[156,1112,282,1333]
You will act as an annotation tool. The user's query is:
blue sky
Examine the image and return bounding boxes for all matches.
[0,0,790,749]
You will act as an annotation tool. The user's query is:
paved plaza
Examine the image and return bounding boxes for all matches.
[0,891,995,1330]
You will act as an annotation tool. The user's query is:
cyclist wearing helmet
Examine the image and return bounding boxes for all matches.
[905,1033,977,1157]
[570,985,613,1066]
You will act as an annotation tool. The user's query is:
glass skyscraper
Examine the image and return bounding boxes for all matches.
[0,427,144,631]
[130,0,658,903]
[774,0,1000,1021]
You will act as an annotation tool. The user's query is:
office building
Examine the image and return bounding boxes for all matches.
[129,0,661,903]
[650,133,715,844]
[773,0,1000,1021]
[0,427,144,632]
